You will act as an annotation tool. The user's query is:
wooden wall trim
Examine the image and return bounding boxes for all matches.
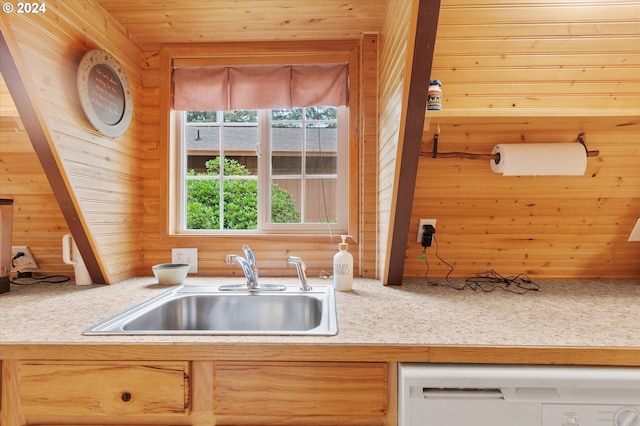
[377,0,413,283]
[385,0,440,285]
[360,33,379,278]
[0,30,106,283]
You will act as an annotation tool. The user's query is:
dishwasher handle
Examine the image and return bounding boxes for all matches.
[423,388,505,400]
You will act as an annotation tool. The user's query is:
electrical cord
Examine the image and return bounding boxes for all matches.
[11,251,24,269]
[422,234,454,285]
[422,235,539,294]
[464,270,539,294]
[11,275,71,285]
[10,252,71,285]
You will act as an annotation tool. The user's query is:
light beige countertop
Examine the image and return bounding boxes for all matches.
[1,276,639,348]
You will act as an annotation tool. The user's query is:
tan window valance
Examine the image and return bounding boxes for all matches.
[173,63,349,111]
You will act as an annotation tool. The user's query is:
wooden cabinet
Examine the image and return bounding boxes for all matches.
[214,361,388,425]
[14,361,190,423]
[2,359,390,425]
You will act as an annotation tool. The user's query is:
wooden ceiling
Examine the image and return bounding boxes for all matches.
[95,0,388,49]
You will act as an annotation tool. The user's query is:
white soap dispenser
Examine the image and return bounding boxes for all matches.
[333,235,353,292]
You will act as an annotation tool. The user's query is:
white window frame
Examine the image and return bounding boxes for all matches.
[173,107,349,235]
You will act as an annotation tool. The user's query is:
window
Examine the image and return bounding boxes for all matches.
[162,42,360,239]
[175,106,348,234]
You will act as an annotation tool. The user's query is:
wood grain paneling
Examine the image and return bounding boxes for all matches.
[402,0,640,279]
[0,76,17,116]
[378,0,415,281]
[386,0,440,285]
[0,0,146,283]
[2,0,638,282]
[360,33,379,278]
[408,116,640,279]
[96,0,387,49]
[139,40,371,278]
[214,362,387,417]
[0,79,72,277]
[18,361,189,416]
[432,0,640,114]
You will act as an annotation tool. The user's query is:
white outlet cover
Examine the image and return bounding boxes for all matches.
[629,218,640,242]
[10,246,38,269]
[172,248,198,273]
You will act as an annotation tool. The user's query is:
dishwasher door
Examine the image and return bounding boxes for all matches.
[399,363,640,426]
[404,393,540,426]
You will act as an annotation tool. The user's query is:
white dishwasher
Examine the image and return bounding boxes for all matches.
[399,363,640,426]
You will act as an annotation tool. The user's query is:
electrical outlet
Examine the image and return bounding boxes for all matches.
[417,219,437,243]
[629,218,640,242]
[172,248,198,273]
[11,246,39,270]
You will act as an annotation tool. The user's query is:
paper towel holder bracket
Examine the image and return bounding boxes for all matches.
[577,132,599,158]
[430,132,500,161]
[429,132,599,161]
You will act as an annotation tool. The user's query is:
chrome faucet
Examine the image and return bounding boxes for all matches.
[226,253,259,289]
[288,256,311,291]
[242,245,259,281]
[225,246,288,292]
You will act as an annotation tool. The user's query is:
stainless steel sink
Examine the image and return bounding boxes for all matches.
[83,284,337,336]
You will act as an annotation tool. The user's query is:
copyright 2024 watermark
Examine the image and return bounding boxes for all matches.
[2,2,47,14]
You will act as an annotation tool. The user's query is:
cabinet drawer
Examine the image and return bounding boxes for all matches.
[214,361,387,417]
[18,361,189,416]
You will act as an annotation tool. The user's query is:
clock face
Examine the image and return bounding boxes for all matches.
[77,49,133,137]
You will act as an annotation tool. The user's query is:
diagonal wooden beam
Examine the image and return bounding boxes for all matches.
[0,30,105,284]
[386,0,440,285]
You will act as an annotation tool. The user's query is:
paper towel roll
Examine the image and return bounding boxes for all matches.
[490,143,587,176]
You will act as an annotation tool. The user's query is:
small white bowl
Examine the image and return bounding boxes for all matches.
[152,263,190,285]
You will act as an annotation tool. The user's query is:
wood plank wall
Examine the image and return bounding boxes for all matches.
[4,0,635,282]
[0,0,146,283]
[0,77,72,277]
[377,0,416,281]
[404,0,640,279]
[1,1,382,282]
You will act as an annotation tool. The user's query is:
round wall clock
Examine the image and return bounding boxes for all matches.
[77,49,133,137]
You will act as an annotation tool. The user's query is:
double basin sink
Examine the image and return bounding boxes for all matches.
[84,284,337,336]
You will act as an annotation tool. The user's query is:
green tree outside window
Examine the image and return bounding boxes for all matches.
[187,157,300,229]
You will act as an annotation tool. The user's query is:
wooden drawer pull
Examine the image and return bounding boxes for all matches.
[120,391,132,402]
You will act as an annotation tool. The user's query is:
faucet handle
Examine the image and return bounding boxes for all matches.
[242,245,258,275]
[242,245,255,264]
[288,256,311,291]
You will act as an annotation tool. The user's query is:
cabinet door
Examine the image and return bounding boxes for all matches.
[214,361,387,417]
[18,361,189,417]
